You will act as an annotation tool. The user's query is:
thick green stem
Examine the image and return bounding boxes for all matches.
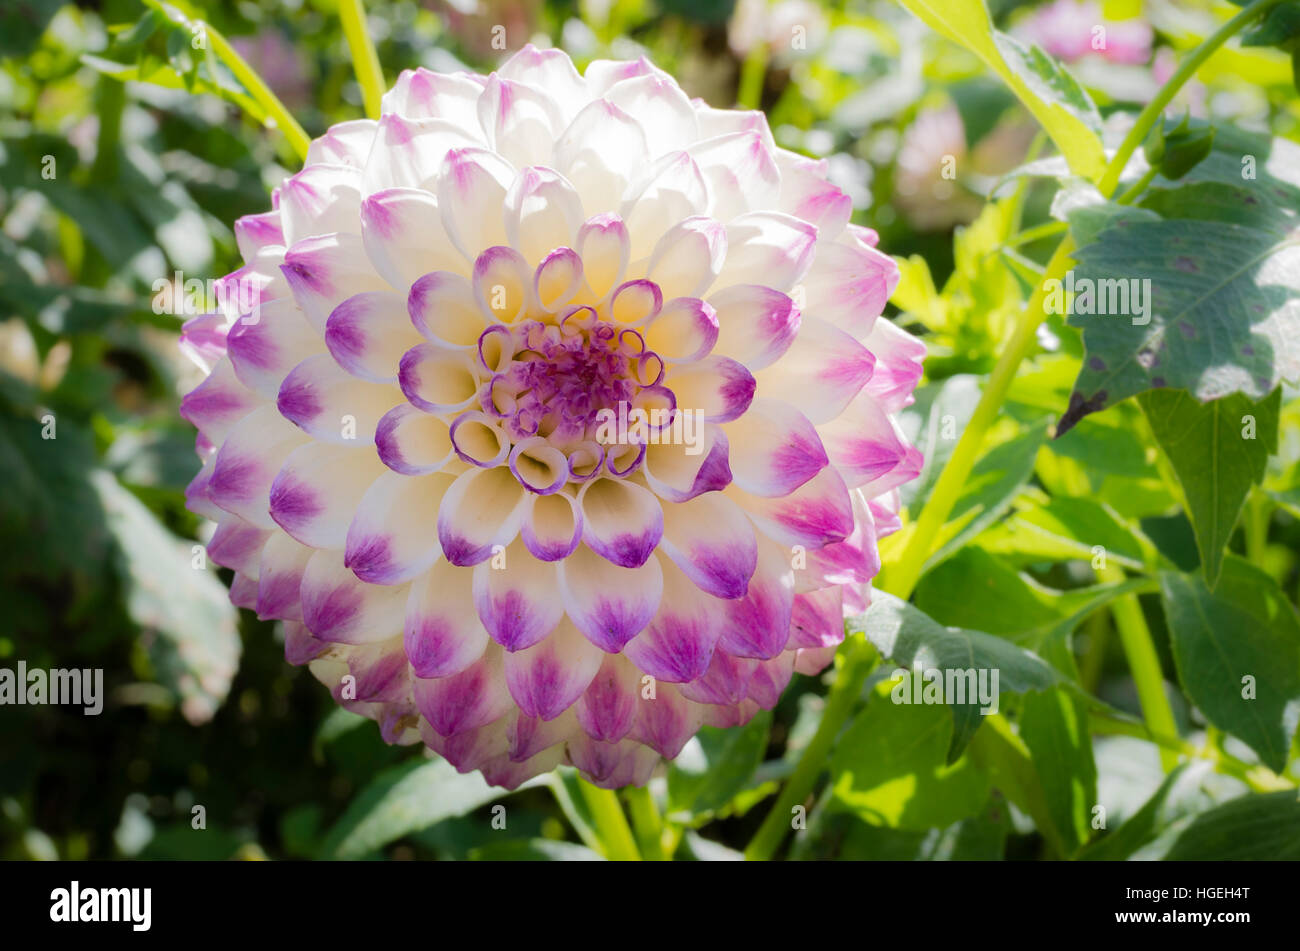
[742,0,1280,861]
[1095,0,1287,197]
[624,786,667,860]
[1098,565,1180,771]
[736,42,769,110]
[744,634,876,861]
[576,780,641,861]
[338,0,386,120]
[207,26,311,161]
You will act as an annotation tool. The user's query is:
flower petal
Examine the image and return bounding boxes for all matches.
[325,291,423,383]
[360,187,464,290]
[412,647,513,737]
[657,491,757,600]
[345,471,451,584]
[752,316,875,424]
[723,397,828,497]
[471,540,564,651]
[717,539,795,659]
[375,403,454,475]
[624,558,725,682]
[227,298,325,399]
[408,271,489,350]
[504,617,603,719]
[437,147,515,260]
[504,166,585,267]
[436,466,528,566]
[708,283,800,371]
[300,549,408,644]
[713,211,817,294]
[664,355,755,423]
[643,217,727,300]
[574,654,642,743]
[210,404,309,528]
[642,423,732,503]
[729,464,855,550]
[577,477,662,568]
[558,544,663,652]
[277,353,399,444]
[520,491,583,561]
[269,441,387,549]
[404,558,489,678]
[281,232,389,333]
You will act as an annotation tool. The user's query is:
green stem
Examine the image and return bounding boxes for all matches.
[576,779,641,861]
[1090,713,1293,792]
[744,634,876,861]
[338,0,386,120]
[1095,0,1287,198]
[1115,165,1159,205]
[1098,564,1180,772]
[624,786,667,860]
[1004,219,1068,249]
[208,25,311,161]
[736,42,769,110]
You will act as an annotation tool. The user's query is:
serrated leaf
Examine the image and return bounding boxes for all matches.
[1139,387,1279,586]
[319,756,520,859]
[1163,790,1300,860]
[1160,557,1300,772]
[852,591,1061,761]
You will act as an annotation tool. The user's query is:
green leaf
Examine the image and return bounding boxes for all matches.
[1078,764,1188,861]
[1058,196,1300,434]
[896,0,1105,180]
[926,420,1050,570]
[319,756,520,859]
[1160,557,1300,772]
[468,839,605,861]
[1020,687,1097,855]
[667,711,771,823]
[1139,387,1280,586]
[914,548,1080,636]
[92,472,240,725]
[975,496,1148,571]
[852,591,1061,761]
[1163,790,1300,860]
[895,374,982,512]
[830,683,990,831]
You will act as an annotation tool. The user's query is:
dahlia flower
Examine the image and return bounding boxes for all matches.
[180,46,924,789]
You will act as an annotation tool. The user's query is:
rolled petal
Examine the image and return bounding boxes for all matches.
[269,441,387,549]
[709,284,800,371]
[404,558,490,678]
[504,617,603,719]
[325,291,423,383]
[717,539,795,659]
[624,558,725,682]
[375,403,454,475]
[520,491,583,561]
[436,466,528,566]
[436,148,515,259]
[300,549,409,644]
[664,355,755,423]
[753,316,875,425]
[398,344,482,414]
[472,246,533,325]
[227,298,325,399]
[277,353,399,444]
[471,540,564,651]
[281,233,389,333]
[360,187,464,290]
[558,544,663,652]
[642,424,732,503]
[713,211,817,293]
[574,654,642,743]
[644,217,727,300]
[412,648,513,737]
[578,477,662,568]
[574,213,630,300]
[345,471,451,584]
[408,271,489,349]
[641,297,718,364]
[723,397,828,497]
[657,491,757,600]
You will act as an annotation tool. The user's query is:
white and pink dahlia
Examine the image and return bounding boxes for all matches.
[179,46,924,789]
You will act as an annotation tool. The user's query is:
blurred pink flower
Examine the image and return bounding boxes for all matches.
[1021,0,1152,66]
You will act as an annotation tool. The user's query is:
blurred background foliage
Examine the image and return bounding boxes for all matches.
[1,0,1298,860]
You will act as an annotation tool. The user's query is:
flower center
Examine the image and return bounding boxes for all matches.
[453,300,676,493]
